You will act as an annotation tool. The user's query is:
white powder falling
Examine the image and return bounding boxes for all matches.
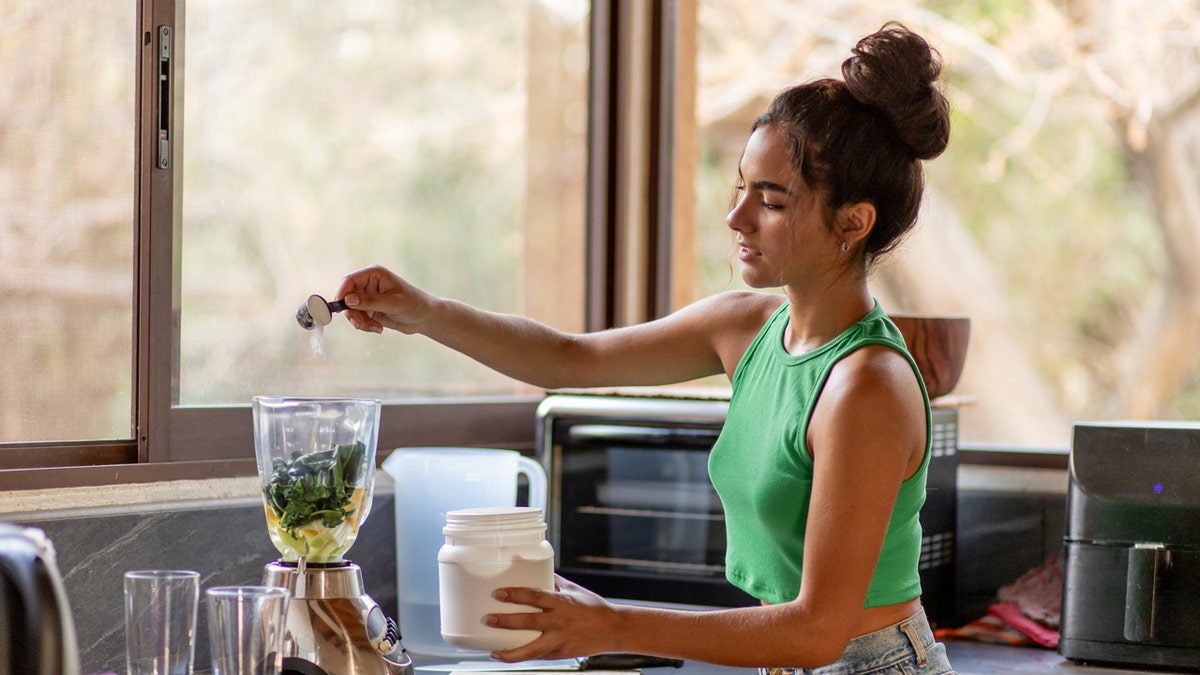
[310,323,327,358]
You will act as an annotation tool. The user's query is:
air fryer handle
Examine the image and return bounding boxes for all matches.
[1124,543,1170,642]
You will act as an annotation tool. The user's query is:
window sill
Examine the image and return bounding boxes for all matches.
[0,475,261,520]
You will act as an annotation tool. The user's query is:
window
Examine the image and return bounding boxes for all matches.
[0,2,137,446]
[1,0,592,486]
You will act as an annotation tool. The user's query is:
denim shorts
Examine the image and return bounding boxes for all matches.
[759,608,956,675]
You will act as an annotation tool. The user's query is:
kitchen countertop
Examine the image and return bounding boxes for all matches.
[402,641,1193,675]
[942,640,1195,674]
[663,642,1185,674]
[667,638,1190,667]
[624,641,1193,675]
[187,641,1195,675]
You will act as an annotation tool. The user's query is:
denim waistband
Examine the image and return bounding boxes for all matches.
[831,609,935,669]
[761,608,951,675]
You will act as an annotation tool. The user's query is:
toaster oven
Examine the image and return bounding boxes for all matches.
[535,393,959,624]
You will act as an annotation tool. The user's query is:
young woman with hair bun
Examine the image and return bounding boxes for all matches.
[334,22,956,675]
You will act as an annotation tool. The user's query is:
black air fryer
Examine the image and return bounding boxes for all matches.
[1059,422,1200,670]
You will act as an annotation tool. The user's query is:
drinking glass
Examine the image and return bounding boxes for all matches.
[124,570,200,675]
[206,585,291,675]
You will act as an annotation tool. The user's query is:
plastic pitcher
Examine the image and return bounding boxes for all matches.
[380,447,547,656]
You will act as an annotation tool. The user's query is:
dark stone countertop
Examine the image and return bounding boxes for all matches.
[662,641,1194,675]
[404,641,1195,675]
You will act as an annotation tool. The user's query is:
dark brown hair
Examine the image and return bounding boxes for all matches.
[752,22,950,265]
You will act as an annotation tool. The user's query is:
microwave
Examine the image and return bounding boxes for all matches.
[535,392,959,624]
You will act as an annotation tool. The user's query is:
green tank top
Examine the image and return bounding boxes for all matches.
[708,301,931,606]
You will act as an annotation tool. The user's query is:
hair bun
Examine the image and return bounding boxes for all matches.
[842,22,950,160]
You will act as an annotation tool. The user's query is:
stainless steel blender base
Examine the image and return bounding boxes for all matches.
[265,560,414,675]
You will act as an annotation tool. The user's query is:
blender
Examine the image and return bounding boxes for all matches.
[253,396,414,675]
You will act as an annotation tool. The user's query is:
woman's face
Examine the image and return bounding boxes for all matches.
[726,124,840,289]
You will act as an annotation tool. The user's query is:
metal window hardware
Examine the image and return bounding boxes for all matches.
[158,26,171,170]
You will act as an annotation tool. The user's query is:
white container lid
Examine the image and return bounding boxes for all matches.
[443,506,543,533]
[443,507,547,548]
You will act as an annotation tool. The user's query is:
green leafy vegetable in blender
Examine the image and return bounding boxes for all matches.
[264,442,365,535]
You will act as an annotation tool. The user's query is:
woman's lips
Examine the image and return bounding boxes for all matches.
[738,245,760,261]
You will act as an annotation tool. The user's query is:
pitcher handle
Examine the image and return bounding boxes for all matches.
[517,455,548,513]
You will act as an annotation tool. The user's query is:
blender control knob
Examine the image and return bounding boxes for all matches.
[385,615,402,646]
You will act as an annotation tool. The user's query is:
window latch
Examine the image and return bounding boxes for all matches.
[158,26,171,170]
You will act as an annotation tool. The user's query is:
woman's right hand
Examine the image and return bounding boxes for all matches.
[334,264,434,335]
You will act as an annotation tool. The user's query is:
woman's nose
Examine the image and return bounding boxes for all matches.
[726,197,750,232]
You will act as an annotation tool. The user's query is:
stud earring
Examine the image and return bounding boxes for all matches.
[839,241,848,253]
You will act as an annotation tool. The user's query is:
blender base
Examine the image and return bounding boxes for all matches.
[264,559,414,675]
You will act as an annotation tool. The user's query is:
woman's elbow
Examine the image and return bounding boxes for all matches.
[772,613,854,668]
[802,636,851,669]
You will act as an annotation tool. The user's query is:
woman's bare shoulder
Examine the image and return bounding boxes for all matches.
[683,292,785,374]
[696,290,786,325]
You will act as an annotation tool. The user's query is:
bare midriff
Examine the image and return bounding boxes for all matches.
[852,598,924,637]
[762,597,924,639]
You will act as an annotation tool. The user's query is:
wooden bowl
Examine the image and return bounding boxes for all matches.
[888,314,971,399]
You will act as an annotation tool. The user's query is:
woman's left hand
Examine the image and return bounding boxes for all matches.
[486,575,622,662]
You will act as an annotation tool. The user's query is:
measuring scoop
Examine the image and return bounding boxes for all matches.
[296,294,348,330]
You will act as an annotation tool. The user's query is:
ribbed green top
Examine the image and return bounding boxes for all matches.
[708,301,931,606]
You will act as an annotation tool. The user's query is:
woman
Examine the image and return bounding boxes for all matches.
[335,22,955,675]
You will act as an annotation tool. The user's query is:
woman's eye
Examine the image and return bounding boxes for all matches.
[762,201,782,211]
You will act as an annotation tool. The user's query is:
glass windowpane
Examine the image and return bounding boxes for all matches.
[0,1,136,442]
[179,0,589,404]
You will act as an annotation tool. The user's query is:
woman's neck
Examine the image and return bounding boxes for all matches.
[781,282,873,355]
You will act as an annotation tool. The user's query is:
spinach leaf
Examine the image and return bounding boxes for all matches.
[264,441,366,535]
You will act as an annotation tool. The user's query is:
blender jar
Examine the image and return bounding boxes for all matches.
[252,396,381,563]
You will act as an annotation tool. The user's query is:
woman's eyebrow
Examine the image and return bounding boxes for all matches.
[751,179,794,196]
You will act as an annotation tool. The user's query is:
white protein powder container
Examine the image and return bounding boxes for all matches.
[438,506,555,651]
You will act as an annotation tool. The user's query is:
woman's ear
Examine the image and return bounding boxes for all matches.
[839,202,876,246]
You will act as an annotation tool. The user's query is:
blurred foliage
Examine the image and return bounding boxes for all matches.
[691,0,1198,445]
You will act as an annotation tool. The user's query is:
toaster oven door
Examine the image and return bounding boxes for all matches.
[548,421,757,607]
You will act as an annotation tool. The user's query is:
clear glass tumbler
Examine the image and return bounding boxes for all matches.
[206,585,291,675]
[124,570,200,675]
